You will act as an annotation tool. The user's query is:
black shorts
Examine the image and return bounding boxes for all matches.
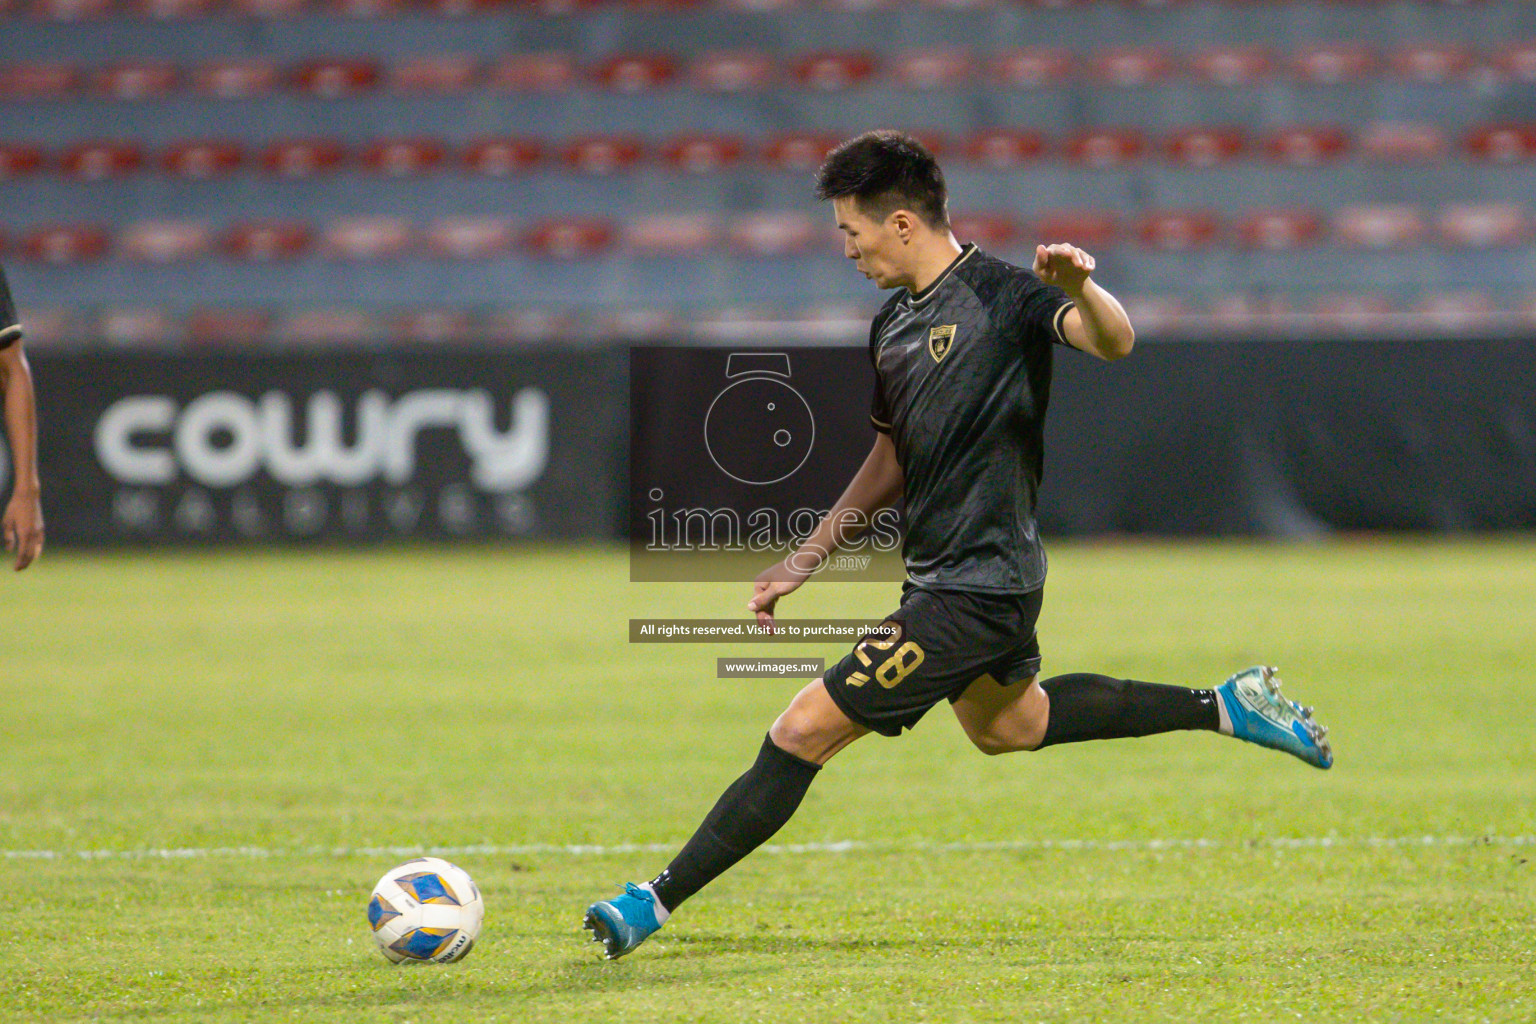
[822,584,1045,738]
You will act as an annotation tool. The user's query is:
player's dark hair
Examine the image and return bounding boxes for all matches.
[814,130,950,229]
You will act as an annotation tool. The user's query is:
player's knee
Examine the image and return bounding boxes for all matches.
[768,683,842,760]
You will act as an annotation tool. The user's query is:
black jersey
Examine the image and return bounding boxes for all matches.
[0,264,19,349]
[868,244,1075,593]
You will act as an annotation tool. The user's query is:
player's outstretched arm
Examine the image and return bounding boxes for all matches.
[1033,243,1135,362]
[747,431,903,629]
[0,336,44,571]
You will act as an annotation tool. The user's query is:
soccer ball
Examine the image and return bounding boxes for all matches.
[366,857,484,964]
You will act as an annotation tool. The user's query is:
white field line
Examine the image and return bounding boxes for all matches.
[1,834,1530,862]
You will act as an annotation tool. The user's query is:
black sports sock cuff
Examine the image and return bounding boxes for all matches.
[763,732,823,773]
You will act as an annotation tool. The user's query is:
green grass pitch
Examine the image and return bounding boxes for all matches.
[1,539,1533,1022]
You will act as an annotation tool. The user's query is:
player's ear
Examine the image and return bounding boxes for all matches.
[890,210,914,243]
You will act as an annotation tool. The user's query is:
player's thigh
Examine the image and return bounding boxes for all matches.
[952,672,1047,754]
[770,678,870,765]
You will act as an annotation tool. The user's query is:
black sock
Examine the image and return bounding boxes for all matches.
[1037,673,1220,748]
[649,733,821,913]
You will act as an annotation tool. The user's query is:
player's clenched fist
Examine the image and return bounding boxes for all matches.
[1033,243,1096,294]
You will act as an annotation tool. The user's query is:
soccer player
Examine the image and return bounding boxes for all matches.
[585,131,1331,959]
[1,263,44,571]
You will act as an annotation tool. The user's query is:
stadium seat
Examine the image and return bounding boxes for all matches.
[329,0,408,16]
[660,135,746,173]
[22,225,111,263]
[191,60,281,99]
[524,218,617,259]
[360,138,447,176]
[1189,47,1272,86]
[1119,295,1189,334]
[9,306,81,346]
[262,139,348,177]
[1291,44,1378,85]
[229,0,307,14]
[622,214,718,255]
[1334,205,1426,249]
[1237,209,1324,249]
[950,213,1018,248]
[1465,124,1536,163]
[223,221,313,260]
[392,309,477,344]
[321,217,414,260]
[462,137,543,175]
[33,0,111,19]
[963,129,1047,167]
[161,140,244,178]
[93,61,178,100]
[1415,291,1498,332]
[1496,42,1536,82]
[391,55,480,93]
[560,137,644,174]
[1091,48,1173,88]
[726,213,819,256]
[989,48,1072,87]
[278,309,383,345]
[908,130,951,158]
[487,53,577,91]
[422,217,516,259]
[1263,125,1350,165]
[792,52,879,91]
[99,308,185,348]
[592,54,678,93]
[0,63,79,99]
[0,143,45,179]
[293,60,381,98]
[423,0,510,14]
[1208,294,1292,332]
[120,220,215,262]
[482,308,579,345]
[596,308,680,341]
[761,133,839,171]
[1312,293,1396,333]
[1163,128,1246,167]
[1065,129,1144,168]
[1436,203,1528,247]
[187,308,275,347]
[1388,44,1473,83]
[892,49,975,89]
[1138,210,1222,250]
[1359,122,1447,162]
[62,141,144,179]
[136,0,217,17]
[689,51,776,92]
[1033,210,1119,247]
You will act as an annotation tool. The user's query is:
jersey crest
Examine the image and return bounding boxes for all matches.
[928,324,956,363]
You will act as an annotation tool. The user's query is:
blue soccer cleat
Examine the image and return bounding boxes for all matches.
[583,883,663,960]
[1217,665,1333,769]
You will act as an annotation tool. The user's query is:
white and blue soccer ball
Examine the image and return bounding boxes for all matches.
[366,857,485,964]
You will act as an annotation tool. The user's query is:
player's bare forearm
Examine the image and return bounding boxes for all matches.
[1062,278,1135,362]
[789,432,903,574]
[1,340,44,570]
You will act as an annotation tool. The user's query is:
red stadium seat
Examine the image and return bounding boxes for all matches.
[93,61,178,99]
[422,217,516,259]
[0,63,79,99]
[560,136,644,174]
[279,309,382,345]
[1118,295,1189,334]
[62,141,144,179]
[660,135,745,173]
[1032,210,1120,247]
[990,48,1072,87]
[1312,294,1396,333]
[1091,47,1173,88]
[22,225,111,264]
[1359,121,1446,162]
[1465,124,1536,163]
[963,129,1046,167]
[321,217,413,260]
[1389,44,1472,83]
[592,54,678,93]
[907,130,950,158]
[424,0,511,14]
[949,213,1018,248]
[33,0,111,19]
[99,309,185,348]
[360,138,447,176]
[1496,43,1536,83]
[718,0,795,10]
[262,138,347,177]
[161,140,244,178]
[761,133,839,171]
[1414,292,1498,333]
[391,55,479,93]
[487,53,577,91]
[1237,209,1324,249]
[191,60,280,98]
[328,0,406,14]
[1436,203,1529,247]
[1208,294,1292,333]
[689,51,776,92]
[1163,128,1246,167]
[892,49,974,89]
[393,309,477,345]
[792,52,878,91]
[121,218,213,263]
[0,144,45,179]
[228,0,307,13]
[524,219,617,259]
[134,0,217,18]
[1065,129,1145,167]
[7,306,82,345]
[292,59,380,97]
[1291,44,1378,85]
[1138,210,1222,250]
[1334,205,1426,249]
[595,308,680,341]
[727,213,819,256]
[462,137,543,175]
[1262,125,1350,165]
[1189,46,1271,86]
[482,309,578,345]
[188,308,275,347]
[222,221,313,260]
[622,214,718,255]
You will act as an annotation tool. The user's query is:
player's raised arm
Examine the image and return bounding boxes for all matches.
[1033,243,1135,362]
[747,431,903,628]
